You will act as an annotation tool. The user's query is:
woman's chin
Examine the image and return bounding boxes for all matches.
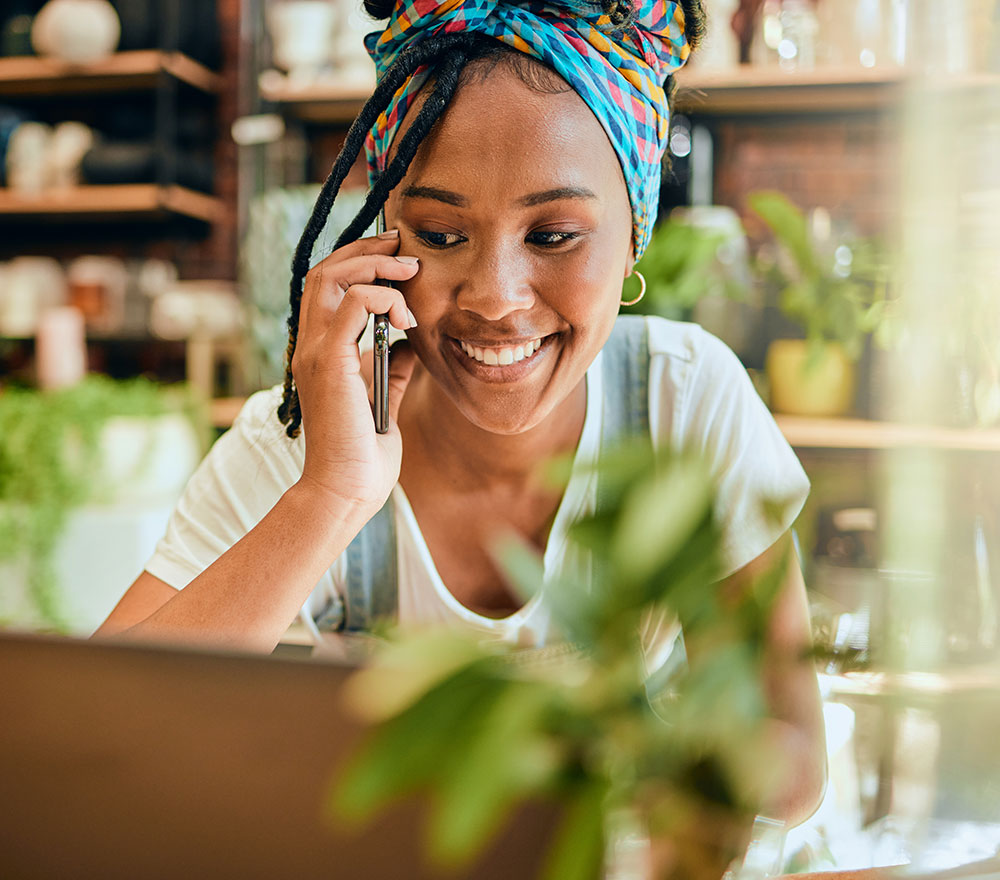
[456,399,551,436]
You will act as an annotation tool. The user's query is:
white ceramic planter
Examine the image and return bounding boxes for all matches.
[0,413,202,634]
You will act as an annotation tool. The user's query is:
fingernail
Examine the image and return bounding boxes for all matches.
[377,228,399,239]
[407,308,418,328]
[394,255,419,265]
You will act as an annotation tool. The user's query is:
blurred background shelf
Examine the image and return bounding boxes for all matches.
[774,416,1000,451]
[205,400,1000,450]
[0,185,223,223]
[674,66,905,114]
[259,67,912,124]
[210,396,247,428]
[0,50,222,97]
[258,79,370,123]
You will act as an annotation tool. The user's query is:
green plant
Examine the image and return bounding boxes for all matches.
[0,376,208,630]
[748,190,896,361]
[330,441,792,880]
[628,213,746,319]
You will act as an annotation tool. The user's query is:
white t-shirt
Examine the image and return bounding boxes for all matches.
[145,317,809,667]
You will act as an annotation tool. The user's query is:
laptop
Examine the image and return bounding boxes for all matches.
[0,631,562,880]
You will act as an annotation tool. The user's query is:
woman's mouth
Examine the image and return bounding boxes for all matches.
[446,334,554,383]
[458,337,544,365]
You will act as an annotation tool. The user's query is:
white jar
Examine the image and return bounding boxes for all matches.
[31,0,121,64]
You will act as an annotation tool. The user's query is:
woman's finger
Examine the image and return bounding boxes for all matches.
[324,284,415,345]
[299,232,400,335]
[303,254,418,324]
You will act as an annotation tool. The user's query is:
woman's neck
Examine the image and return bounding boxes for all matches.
[399,366,588,493]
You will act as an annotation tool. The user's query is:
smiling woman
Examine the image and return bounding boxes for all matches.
[94,0,826,831]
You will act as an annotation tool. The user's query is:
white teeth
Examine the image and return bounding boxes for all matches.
[459,336,545,365]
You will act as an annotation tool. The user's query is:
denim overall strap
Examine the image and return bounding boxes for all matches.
[339,495,398,633]
[598,314,651,510]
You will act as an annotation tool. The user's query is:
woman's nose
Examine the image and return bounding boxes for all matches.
[455,241,536,321]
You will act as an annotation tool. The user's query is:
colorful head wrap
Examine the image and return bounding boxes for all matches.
[363,0,693,260]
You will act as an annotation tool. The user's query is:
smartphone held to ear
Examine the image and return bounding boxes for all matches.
[373,213,391,434]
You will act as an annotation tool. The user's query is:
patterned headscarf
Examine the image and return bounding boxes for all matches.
[363,0,693,260]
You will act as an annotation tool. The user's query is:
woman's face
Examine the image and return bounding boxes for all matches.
[383,59,634,435]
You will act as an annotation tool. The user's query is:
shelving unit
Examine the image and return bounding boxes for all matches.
[674,66,904,115]
[774,415,1000,452]
[259,66,914,124]
[0,184,222,224]
[258,79,371,124]
[0,50,222,97]
[207,397,1000,450]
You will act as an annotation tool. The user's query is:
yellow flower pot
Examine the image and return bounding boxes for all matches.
[766,339,855,417]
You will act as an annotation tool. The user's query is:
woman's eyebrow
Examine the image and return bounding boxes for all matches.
[401,184,597,207]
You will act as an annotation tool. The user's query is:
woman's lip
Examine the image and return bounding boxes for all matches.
[453,336,546,348]
[445,334,554,383]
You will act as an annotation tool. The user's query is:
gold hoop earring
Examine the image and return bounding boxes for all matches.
[620,269,645,307]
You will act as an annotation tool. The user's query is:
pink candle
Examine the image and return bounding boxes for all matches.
[36,306,87,390]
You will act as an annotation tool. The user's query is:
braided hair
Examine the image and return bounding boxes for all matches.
[277,0,706,438]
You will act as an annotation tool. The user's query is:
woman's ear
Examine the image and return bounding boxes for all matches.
[624,240,636,278]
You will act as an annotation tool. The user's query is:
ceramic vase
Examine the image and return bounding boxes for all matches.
[267,1,336,82]
[766,339,856,417]
[31,0,121,63]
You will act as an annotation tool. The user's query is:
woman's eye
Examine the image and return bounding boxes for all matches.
[416,230,464,248]
[528,231,579,247]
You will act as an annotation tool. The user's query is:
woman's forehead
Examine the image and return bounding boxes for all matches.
[387,63,628,203]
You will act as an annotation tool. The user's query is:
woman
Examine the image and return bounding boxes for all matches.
[96,0,825,825]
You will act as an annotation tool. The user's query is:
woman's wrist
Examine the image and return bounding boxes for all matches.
[287,473,384,535]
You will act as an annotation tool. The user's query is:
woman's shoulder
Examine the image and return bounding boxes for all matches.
[641,314,741,379]
[223,385,303,463]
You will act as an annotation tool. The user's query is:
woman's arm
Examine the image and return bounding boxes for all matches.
[92,483,371,653]
[94,230,420,653]
[716,531,827,827]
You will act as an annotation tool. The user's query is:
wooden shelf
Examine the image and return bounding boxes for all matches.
[0,185,223,223]
[207,398,1000,452]
[261,66,909,123]
[674,65,905,115]
[259,79,371,124]
[210,396,246,429]
[822,666,1000,699]
[0,50,222,97]
[775,415,1000,452]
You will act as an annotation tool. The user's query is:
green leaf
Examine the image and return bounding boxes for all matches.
[428,683,563,866]
[612,458,714,584]
[330,664,506,824]
[747,191,818,279]
[540,780,608,880]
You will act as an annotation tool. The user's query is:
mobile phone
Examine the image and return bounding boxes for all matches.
[373,213,391,434]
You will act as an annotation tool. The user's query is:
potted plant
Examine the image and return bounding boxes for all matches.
[0,375,206,632]
[629,207,749,323]
[748,190,894,418]
[329,442,795,880]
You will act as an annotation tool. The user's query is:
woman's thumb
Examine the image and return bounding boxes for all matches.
[386,338,417,422]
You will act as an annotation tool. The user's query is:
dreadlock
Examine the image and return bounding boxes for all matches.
[278,0,706,438]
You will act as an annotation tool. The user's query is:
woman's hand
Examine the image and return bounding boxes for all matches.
[291,229,419,518]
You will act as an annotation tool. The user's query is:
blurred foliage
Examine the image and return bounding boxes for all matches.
[330,440,791,880]
[748,190,897,362]
[0,376,207,629]
[628,214,746,320]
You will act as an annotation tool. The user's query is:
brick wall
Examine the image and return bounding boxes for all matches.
[709,111,899,240]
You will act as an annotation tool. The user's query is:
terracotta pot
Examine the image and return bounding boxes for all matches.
[766,339,855,417]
